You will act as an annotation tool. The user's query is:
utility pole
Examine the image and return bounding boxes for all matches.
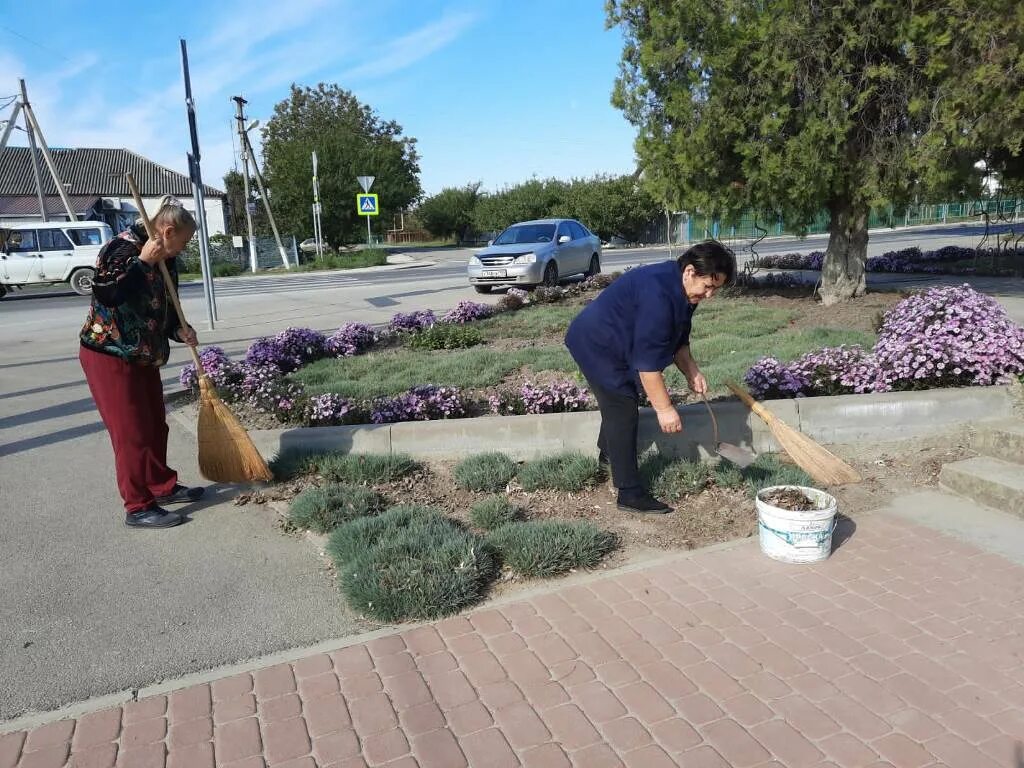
[312,150,323,258]
[239,126,290,269]
[181,39,217,328]
[232,96,259,273]
[20,80,49,222]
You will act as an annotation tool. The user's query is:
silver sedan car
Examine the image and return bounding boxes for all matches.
[467,218,601,293]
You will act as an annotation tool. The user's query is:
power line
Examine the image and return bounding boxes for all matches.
[0,24,77,64]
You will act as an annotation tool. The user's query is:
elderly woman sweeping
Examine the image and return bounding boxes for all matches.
[79,198,205,529]
[565,240,736,514]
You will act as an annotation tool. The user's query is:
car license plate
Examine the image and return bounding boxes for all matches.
[482,269,506,278]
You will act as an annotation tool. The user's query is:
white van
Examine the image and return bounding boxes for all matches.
[0,220,114,298]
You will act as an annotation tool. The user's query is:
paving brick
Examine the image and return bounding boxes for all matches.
[477,680,524,711]
[123,697,166,724]
[436,616,474,639]
[979,733,1023,765]
[384,671,433,711]
[372,651,416,679]
[685,662,744,699]
[72,708,122,750]
[167,716,213,748]
[0,731,24,768]
[788,672,839,703]
[703,642,762,678]
[521,742,570,768]
[214,694,258,725]
[946,683,1008,716]
[397,703,445,736]
[615,641,662,667]
[614,600,652,621]
[330,646,375,675]
[367,636,406,658]
[18,743,70,768]
[120,716,167,750]
[258,693,302,724]
[615,681,674,724]
[470,610,513,637]
[518,681,569,711]
[833,672,906,715]
[818,695,892,740]
[417,651,458,677]
[884,674,956,714]
[700,719,770,767]
[818,733,880,767]
[403,626,446,657]
[677,745,731,768]
[569,743,624,768]
[349,692,398,737]
[550,660,595,688]
[492,700,551,749]
[660,641,704,669]
[620,744,677,768]
[166,741,213,768]
[571,681,627,723]
[925,733,1002,768]
[596,661,641,689]
[261,717,310,765]
[362,728,410,765]
[673,692,724,725]
[888,709,944,742]
[254,664,296,700]
[566,632,619,665]
[543,704,600,749]
[292,654,333,680]
[871,733,936,768]
[297,672,341,701]
[602,717,653,752]
[423,671,476,710]
[113,742,164,768]
[25,719,74,753]
[339,672,384,701]
[936,708,1001,744]
[70,742,119,768]
[212,674,254,702]
[721,693,775,726]
[310,729,360,764]
[751,719,824,767]
[848,653,901,681]
[445,702,493,736]
[649,718,701,752]
[461,650,508,687]
[446,633,487,656]
[410,728,467,768]
[772,695,840,740]
[215,717,263,763]
[458,728,518,768]
[488,632,527,656]
[743,671,792,700]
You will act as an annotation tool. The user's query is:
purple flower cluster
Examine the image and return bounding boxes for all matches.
[506,287,530,302]
[488,380,592,415]
[179,346,235,390]
[745,285,1024,398]
[388,310,436,333]
[441,300,494,324]
[755,246,1017,277]
[327,323,377,357]
[753,251,825,270]
[305,393,355,426]
[245,327,328,373]
[369,385,468,423]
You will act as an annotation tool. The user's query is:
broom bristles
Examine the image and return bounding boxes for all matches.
[768,419,861,486]
[197,378,274,483]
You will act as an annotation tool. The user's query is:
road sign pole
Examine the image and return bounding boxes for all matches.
[367,215,372,247]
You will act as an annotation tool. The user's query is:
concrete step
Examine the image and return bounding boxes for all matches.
[975,421,1024,464]
[939,456,1024,519]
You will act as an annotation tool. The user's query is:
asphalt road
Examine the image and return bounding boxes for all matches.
[0,220,1019,721]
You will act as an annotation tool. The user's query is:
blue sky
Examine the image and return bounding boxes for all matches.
[0,0,639,195]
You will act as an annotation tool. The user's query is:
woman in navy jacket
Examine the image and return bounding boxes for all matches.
[566,241,736,513]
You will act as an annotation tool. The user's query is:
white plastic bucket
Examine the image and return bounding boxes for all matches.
[756,485,838,564]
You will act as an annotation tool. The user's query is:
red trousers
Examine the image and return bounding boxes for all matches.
[80,345,178,513]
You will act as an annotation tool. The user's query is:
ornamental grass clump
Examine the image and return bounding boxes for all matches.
[327,505,443,566]
[288,483,386,533]
[469,496,521,530]
[454,453,518,492]
[330,506,498,621]
[487,521,618,578]
[518,452,600,492]
[318,453,420,485]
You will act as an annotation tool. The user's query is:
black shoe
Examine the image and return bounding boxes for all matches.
[617,492,673,515]
[125,505,183,529]
[597,450,609,468]
[155,484,205,505]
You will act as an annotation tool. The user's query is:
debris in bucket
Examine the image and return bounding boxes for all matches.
[760,487,816,511]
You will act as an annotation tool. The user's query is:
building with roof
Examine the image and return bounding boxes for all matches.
[0,147,227,234]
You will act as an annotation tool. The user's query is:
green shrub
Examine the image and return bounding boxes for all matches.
[330,506,498,621]
[270,449,319,480]
[648,459,712,500]
[741,454,813,496]
[288,483,386,533]
[713,459,745,489]
[469,496,521,530]
[454,453,518,492]
[487,521,618,578]
[318,453,420,484]
[518,452,600,492]
[213,262,243,277]
[408,324,484,351]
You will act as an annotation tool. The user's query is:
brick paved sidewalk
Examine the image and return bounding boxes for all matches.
[3,512,1023,768]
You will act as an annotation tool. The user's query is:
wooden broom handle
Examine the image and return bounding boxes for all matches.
[125,174,204,373]
[725,380,774,421]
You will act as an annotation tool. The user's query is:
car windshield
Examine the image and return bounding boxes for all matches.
[493,224,556,245]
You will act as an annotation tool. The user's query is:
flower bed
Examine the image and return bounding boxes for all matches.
[752,245,1021,276]
[745,284,1024,398]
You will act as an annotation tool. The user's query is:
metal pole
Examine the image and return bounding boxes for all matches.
[21,102,77,221]
[366,215,372,247]
[242,129,290,269]
[0,101,22,154]
[312,150,321,258]
[181,40,217,327]
[233,96,259,272]
[19,81,50,222]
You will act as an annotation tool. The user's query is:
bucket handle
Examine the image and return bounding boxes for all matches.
[759,518,837,547]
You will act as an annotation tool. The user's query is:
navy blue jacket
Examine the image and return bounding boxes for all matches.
[565,260,696,395]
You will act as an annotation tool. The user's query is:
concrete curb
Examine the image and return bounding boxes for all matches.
[168,385,1015,462]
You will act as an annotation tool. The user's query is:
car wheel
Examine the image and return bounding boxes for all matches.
[542,261,559,287]
[0,284,7,300]
[70,268,95,296]
[473,285,492,294]
[585,254,601,278]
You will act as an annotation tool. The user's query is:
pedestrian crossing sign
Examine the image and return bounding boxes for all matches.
[357,193,379,216]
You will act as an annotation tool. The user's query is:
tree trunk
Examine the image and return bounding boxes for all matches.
[819,198,868,305]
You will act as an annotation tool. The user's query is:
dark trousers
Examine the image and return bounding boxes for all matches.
[586,378,643,495]
[80,345,178,513]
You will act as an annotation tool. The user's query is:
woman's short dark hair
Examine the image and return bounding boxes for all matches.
[677,240,736,285]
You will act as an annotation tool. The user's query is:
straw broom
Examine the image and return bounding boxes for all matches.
[726,380,861,486]
[126,173,273,483]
